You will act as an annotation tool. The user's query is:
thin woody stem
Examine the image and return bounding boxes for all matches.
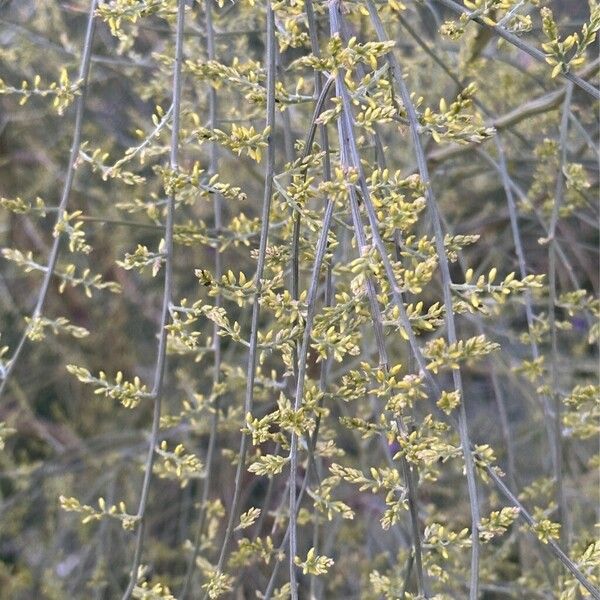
[0,0,98,401]
[547,83,574,549]
[120,2,186,598]
[364,3,481,596]
[203,4,277,591]
[179,0,224,596]
[432,0,600,100]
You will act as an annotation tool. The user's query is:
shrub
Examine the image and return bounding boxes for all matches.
[0,0,598,598]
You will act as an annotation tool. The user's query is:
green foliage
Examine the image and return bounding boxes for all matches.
[66,365,148,408]
[0,0,598,598]
[293,547,334,576]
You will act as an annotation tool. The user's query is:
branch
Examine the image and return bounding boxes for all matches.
[546,83,574,548]
[365,2,481,596]
[179,0,225,596]
[121,1,186,597]
[427,59,600,166]
[0,0,99,402]
[432,0,600,100]
[204,3,277,592]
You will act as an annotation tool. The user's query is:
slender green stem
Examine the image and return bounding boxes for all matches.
[0,0,98,400]
[432,0,600,100]
[364,3,481,596]
[203,4,277,592]
[121,2,186,597]
[179,0,224,596]
[547,83,574,549]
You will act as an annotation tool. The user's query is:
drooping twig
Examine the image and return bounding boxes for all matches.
[285,79,337,600]
[365,3,481,596]
[484,463,600,598]
[432,0,600,100]
[121,2,186,598]
[299,6,334,598]
[287,182,336,600]
[203,3,277,591]
[427,59,599,166]
[547,83,574,549]
[332,57,430,600]
[179,0,224,596]
[0,0,99,400]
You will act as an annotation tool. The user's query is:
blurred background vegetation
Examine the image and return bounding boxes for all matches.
[0,0,597,598]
